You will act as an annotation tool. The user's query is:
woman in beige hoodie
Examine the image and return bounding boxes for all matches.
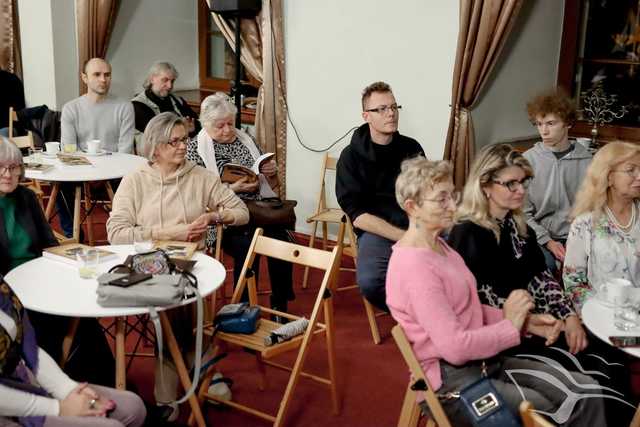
[107,112,248,247]
[106,112,248,419]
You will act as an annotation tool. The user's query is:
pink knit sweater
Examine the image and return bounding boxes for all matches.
[386,240,521,390]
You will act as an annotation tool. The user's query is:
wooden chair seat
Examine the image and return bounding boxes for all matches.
[192,228,341,427]
[307,208,344,224]
[302,152,384,344]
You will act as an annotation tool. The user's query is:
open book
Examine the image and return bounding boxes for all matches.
[220,152,274,184]
[43,243,118,266]
[153,240,198,260]
[57,154,92,166]
[23,162,54,173]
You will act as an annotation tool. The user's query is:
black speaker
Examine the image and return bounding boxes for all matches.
[208,0,261,17]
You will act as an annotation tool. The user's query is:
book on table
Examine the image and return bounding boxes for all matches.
[43,243,118,266]
[153,241,198,260]
[220,152,274,184]
[56,153,92,166]
[23,162,54,173]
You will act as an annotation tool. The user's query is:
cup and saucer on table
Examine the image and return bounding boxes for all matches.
[42,141,60,158]
[82,139,108,156]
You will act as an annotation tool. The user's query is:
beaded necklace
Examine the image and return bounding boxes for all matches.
[605,203,636,234]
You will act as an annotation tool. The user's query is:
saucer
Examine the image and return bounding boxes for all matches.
[42,152,58,158]
[81,149,108,156]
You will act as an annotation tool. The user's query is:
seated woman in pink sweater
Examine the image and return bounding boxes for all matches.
[386,156,606,426]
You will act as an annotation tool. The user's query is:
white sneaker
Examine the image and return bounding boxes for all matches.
[207,372,232,401]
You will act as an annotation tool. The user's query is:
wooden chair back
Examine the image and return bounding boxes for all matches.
[391,324,453,427]
[8,108,34,149]
[519,401,555,427]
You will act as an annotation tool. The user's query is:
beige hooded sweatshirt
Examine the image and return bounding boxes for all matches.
[107,160,249,248]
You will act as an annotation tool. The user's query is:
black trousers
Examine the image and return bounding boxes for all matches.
[222,224,295,307]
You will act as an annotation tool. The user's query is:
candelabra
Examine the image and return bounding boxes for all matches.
[580,86,628,152]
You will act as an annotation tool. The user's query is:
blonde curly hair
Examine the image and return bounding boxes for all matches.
[572,141,640,220]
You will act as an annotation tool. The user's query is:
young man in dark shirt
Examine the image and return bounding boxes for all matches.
[336,81,424,311]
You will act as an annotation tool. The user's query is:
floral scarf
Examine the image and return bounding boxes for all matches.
[0,276,44,427]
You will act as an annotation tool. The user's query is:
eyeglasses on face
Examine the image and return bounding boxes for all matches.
[0,164,21,176]
[423,191,461,208]
[492,177,532,192]
[166,136,189,147]
[364,104,402,115]
[612,166,640,179]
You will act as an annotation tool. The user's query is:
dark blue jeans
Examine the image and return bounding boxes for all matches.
[356,232,393,312]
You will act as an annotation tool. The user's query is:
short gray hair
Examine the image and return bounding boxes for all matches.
[199,92,237,128]
[0,137,25,181]
[143,61,179,90]
[142,112,187,162]
[395,156,453,209]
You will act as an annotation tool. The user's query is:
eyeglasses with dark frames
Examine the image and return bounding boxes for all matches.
[364,104,402,114]
[0,164,21,176]
[492,177,532,192]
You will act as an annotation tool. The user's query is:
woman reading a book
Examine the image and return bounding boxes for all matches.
[186,92,295,314]
[0,138,116,387]
[107,112,248,416]
[0,273,147,427]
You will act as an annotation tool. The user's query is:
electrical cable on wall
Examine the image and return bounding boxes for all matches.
[268,6,357,153]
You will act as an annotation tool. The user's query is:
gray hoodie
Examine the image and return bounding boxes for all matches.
[523,140,592,245]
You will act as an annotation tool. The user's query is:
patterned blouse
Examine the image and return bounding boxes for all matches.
[563,203,640,311]
[448,216,576,320]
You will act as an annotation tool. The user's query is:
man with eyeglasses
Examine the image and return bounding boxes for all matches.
[523,90,592,272]
[336,81,424,312]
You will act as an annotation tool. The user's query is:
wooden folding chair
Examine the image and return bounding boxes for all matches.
[302,152,384,344]
[8,107,34,149]
[519,401,555,427]
[192,227,341,426]
[391,324,453,427]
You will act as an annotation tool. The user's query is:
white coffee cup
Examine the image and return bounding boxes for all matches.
[45,141,60,154]
[600,278,633,304]
[86,139,101,154]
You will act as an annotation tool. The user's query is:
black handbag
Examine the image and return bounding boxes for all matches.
[452,362,521,427]
[245,197,297,228]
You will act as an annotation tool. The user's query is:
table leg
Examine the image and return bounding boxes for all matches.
[73,185,82,243]
[105,181,115,201]
[84,182,94,245]
[60,318,80,368]
[115,317,126,390]
[159,311,207,427]
[44,182,60,221]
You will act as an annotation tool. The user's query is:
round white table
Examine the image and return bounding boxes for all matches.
[5,245,224,427]
[25,152,147,244]
[582,297,640,358]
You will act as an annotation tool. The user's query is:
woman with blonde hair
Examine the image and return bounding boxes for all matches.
[564,141,640,310]
[386,156,604,427]
[448,144,584,352]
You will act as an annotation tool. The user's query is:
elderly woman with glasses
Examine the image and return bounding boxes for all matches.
[107,112,248,413]
[185,92,294,313]
[564,142,640,310]
[447,144,585,353]
[386,156,604,427]
[0,139,116,387]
